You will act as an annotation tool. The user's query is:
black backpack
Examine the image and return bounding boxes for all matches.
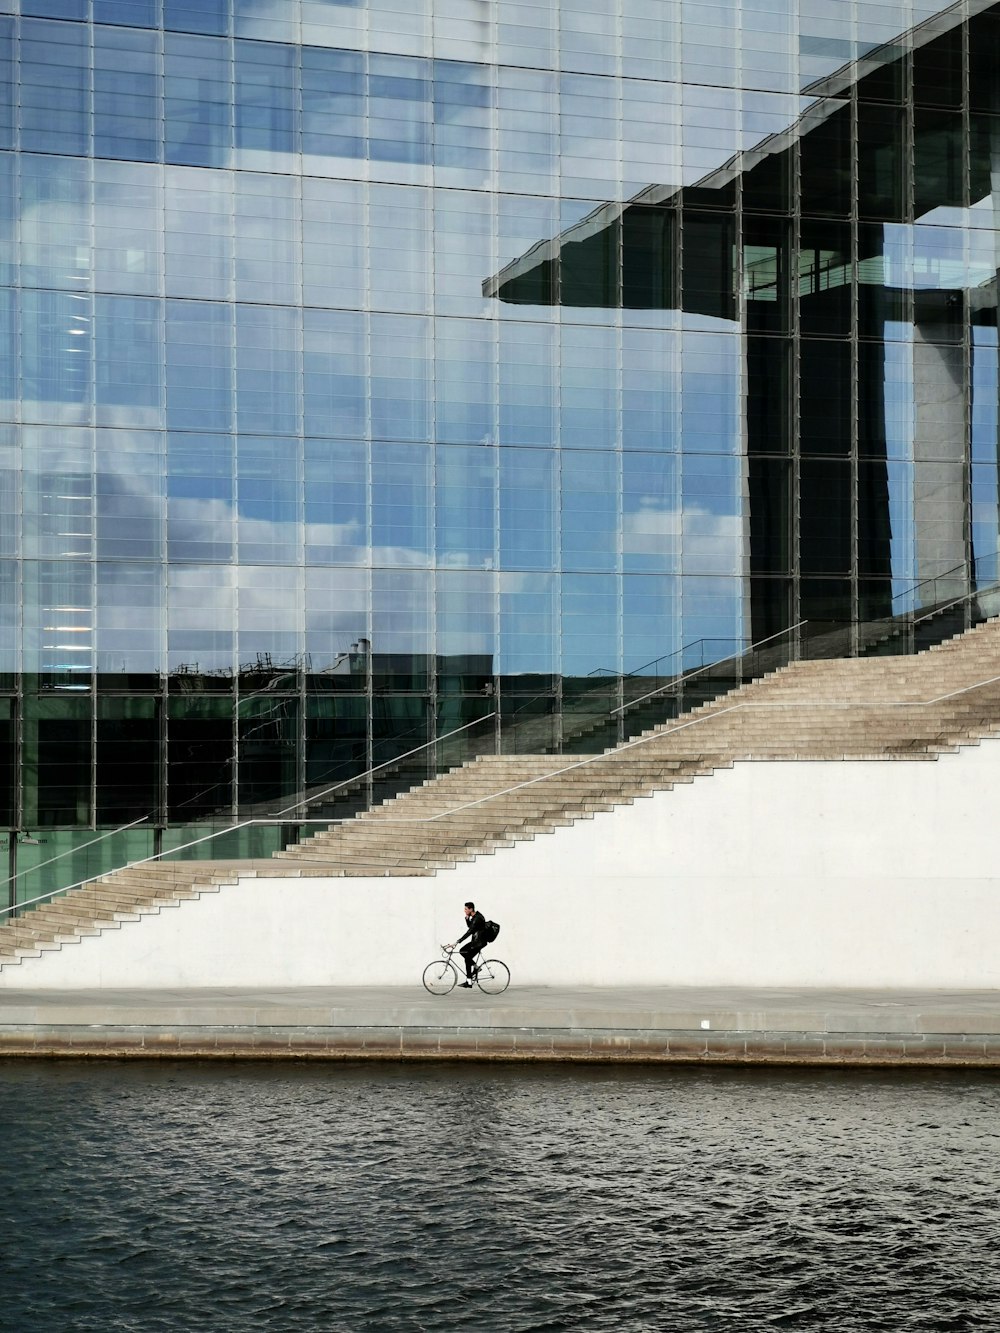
[483,920,500,943]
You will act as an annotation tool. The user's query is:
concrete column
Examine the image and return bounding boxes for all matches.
[912,305,968,601]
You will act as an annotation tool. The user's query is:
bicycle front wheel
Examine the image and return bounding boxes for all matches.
[475,958,510,995]
[422,959,458,995]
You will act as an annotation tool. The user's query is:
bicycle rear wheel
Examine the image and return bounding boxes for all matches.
[422,959,458,995]
[475,958,510,995]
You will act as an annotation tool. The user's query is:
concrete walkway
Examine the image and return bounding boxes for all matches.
[2,984,1000,1065]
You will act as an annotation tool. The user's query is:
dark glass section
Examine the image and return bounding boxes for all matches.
[560,214,620,308]
[305,695,367,799]
[748,457,792,573]
[913,20,964,110]
[969,12,1000,113]
[858,460,893,580]
[970,111,1000,208]
[166,696,233,821]
[23,697,92,827]
[750,577,792,642]
[915,109,965,216]
[96,697,160,824]
[371,656,432,693]
[857,339,889,459]
[744,216,790,335]
[857,44,907,106]
[742,144,792,214]
[800,459,852,575]
[746,336,791,456]
[799,340,852,457]
[799,219,852,338]
[238,695,299,813]
[859,578,893,621]
[371,695,431,804]
[799,103,852,219]
[0,698,13,827]
[681,210,736,322]
[621,206,675,310]
[799,577,852,624]
[858,103,907,221]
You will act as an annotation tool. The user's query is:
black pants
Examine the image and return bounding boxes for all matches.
[460,937,486,979]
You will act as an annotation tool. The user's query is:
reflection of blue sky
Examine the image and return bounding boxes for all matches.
[1,2,990,685]
[4,414,749,675]
[972,327,1000,587]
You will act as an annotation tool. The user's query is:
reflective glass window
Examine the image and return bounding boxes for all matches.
[95,27,161,164]
[165,0,229,36]
[165,300,234,433]
[21,20,90,158]
[164,33,233,169]
[0,18,13,151]
[304,439,368,567]
[235,40,298,170]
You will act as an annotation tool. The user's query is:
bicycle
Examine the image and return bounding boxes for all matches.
[422,945,510,996]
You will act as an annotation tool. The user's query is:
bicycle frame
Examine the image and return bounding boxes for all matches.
[423,946,509,996]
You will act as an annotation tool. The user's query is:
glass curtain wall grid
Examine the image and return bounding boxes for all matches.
[1,0,999,902]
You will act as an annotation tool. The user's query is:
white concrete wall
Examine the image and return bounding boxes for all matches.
[4,740,1000,990]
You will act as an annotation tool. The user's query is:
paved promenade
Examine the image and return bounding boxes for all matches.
[1,984,1000,1065]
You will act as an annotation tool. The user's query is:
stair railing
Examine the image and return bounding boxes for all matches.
[0,714,494,921]
[5,665,1000,925]
[6,588,1000,923]
[609,621,807,717]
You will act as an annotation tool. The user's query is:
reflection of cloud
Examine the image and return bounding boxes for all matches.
[624,500,742,553]
[623,497,680,555]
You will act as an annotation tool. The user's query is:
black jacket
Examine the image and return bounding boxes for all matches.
[457,910,486,945]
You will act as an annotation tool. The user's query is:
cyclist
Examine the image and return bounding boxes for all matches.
[449,901,488,988]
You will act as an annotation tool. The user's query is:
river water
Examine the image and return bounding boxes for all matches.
[0,1060,998,1331]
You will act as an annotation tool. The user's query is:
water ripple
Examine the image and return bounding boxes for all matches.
[1,1062,999,1330]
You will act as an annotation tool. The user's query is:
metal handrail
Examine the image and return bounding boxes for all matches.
[266,711,496,817]
[5,594,997,922]
[588,634,739,681]
[0,817,339,919]
[610,621,807,716]
[7,666,1000,916]
[891,550,1000,608]
[0,714,496,919]
[1,816,150,894]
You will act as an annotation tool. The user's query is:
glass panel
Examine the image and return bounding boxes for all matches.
[681,210,736,323]
[167,695,234,820]
[799,339,852,457]
[21,19,90,158]
[23,695,93,828]
[749,457,791,574]
[94,26,161,164]
[800,459,852,575]
[799,219,852,339]
[96,697,160,822]
[799,102,852,220]
[744,216,790,335]
[746,336,791,456]
[164,33,232,169]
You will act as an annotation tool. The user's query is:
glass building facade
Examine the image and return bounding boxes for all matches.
[2,0,1000,900]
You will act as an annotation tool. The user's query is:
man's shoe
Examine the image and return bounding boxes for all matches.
[459,981,474,988]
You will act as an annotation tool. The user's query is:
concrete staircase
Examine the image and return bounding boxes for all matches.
[3,615,1000,971]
